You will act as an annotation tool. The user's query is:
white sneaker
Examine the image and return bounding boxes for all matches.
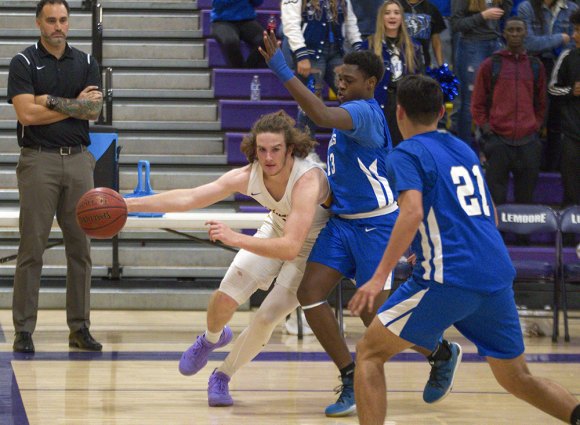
[285,310,314,336]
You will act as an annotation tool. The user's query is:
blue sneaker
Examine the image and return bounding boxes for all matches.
[423,341,462,404]
[324,374,356,417]
[208,369,234,407]
[178,326,233,376]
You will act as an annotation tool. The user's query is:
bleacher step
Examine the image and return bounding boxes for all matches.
[0,287,248,311]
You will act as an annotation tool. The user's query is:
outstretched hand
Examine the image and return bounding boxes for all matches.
[348,277,385,317]
[258,30,279,63]
[206,220,238,246]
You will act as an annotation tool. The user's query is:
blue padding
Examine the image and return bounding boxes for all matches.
[124,160,164,218]
[89,132,117,161]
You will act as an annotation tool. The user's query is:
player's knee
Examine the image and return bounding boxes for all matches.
[356,334,379,363]
[252,307,281,328]
[212,290,239,311]
[494,369,532,398]
[297,282,324,306]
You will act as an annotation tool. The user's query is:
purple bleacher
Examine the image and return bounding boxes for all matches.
[207,39,250,68]
[214,69,291,100]
[506,172,563,205]
[198,0,280,9]
[239,205,269,213]
[508,246,558,262]
[220,99,338,131]
[201,10,280,37]
[225,131,330,165]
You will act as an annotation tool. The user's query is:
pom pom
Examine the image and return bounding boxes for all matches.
[426,63,460,102]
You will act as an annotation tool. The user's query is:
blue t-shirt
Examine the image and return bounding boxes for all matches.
[386,130,515,293]
[327,98,396,215]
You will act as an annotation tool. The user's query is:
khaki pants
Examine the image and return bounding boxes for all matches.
[13,148,95,333]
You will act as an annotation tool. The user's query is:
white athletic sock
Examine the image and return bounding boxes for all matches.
[218,285,298,377]
[205,329,223,344]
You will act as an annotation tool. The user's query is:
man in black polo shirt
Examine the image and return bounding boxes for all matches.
[7,0,103,353]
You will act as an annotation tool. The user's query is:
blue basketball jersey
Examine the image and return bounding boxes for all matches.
[386,130,515,293]
[326,98,397,216]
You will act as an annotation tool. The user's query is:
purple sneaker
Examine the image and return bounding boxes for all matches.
[208,369,234,407]
[178,326,233,376]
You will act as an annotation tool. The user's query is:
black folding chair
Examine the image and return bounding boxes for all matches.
[559,205,580,342]
[496,204,561,342]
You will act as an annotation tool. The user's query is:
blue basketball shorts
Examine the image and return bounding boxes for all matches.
[308,212,398,288]
[377,279,525,359]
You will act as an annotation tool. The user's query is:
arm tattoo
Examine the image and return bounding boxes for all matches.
[52,96,103,121]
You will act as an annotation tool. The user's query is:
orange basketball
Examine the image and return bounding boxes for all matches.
[76,187,128,239]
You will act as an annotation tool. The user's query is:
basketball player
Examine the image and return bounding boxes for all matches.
[349,74,580,425]
[260,31,460,417]
[124,111,330,407]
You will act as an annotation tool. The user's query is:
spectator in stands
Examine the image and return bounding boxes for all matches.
[517,0,578,171]
[364,0,425,146]
[471,16,547,206]
[125,111,330,407]
[430,0,455,64]
[548,8,580,208]
[7,0,103,354]
[402,0,447,67]
[281,0,363,138]
[351,0,384,37]
[211,0,266,68]
[451,0,512,148]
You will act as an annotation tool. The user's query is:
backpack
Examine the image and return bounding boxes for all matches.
[488,53,542,110]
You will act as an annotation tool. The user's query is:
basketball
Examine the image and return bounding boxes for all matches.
[76,187,128,239]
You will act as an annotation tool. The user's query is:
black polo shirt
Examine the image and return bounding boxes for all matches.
[7,40,101,148]
[402,0,446,67]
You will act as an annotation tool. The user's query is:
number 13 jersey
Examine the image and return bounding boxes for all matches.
[327,98,398,217]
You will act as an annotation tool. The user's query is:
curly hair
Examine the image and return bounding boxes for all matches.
[343,50,385,82]
[240,110,316,163]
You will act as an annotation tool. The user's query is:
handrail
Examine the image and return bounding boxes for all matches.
[97,67,114,125]
[91,2,103,67]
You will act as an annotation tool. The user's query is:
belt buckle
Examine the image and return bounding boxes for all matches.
[59,146,72,156]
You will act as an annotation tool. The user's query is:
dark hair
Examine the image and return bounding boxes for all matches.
[240,110,316,162]
[571,8,580,25]
[396,75,444,126]
[36,0,70,17]
[343,50,385,82]
[530,0,545,32]
[505,16,526,26]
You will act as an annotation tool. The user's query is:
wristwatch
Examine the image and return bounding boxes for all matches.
[46,95,58,110]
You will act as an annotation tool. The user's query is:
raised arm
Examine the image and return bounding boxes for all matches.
[208,167,329,260]
[259,31,354,130]
[125,165,251,213]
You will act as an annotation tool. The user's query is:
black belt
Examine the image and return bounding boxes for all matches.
[24,145,87,156]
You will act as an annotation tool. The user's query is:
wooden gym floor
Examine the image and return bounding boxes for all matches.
[0,309,579,424]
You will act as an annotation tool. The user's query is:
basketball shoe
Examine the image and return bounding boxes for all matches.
[325,373,356,417]
[423,341,463,403]
[208,369,234,407]
[178,326,233,376]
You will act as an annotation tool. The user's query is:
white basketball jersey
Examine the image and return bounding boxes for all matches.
[247,157,329,239]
